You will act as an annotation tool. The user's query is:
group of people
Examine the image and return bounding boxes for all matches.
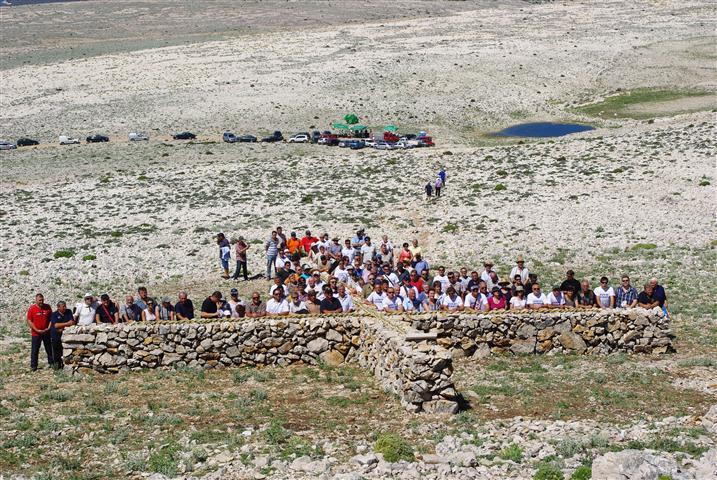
[424,168,446,198]
[26,226,669,371]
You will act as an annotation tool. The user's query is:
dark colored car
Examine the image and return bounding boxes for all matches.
[173,131,196,140]
[348,140,365,150]
[16,138,40,147]
[237,134,257,143]
[261,131,283,142]
[223,132,238,143]
[86,134,109,143]
[311,130,321,143]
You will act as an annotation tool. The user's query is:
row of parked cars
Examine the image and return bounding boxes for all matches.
[1,129,434,150]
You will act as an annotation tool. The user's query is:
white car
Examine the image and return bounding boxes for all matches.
[288,134,310,143]
[395,140,413,149]
[0,141,17,150]
[59,135,80,145]
[129,132,149,141]
[364,138,375,147]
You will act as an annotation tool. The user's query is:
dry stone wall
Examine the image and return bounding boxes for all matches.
[61,308,672,415]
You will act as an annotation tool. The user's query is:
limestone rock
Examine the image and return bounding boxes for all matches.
[558,332,587,353]
[319,349,344,366]
[591,450,691,480]
[307,338,329,353]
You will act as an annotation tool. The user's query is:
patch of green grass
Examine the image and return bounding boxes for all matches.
[575,88,713,119]
[374,433,414,462]
[494,183,507,191]
[148,442,180,476]
[677,358,716,367]
[534,462,564,480]
[499,442,523,463]
[264,419,291,445]
[53,249,75,259]
[630,243,657,251]
[82,254,97,261]
[570,465,591,480]
[442,223,458,234]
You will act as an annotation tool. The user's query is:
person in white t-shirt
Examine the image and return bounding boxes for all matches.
[594,277,615,308]
[336,285,354,312]
[381,288,404,312]
[333,259,350,283]
[341,239,357,263]
[480,262,495,284]
[265,289,290,316]
[546,286,565,308]
[440,287,464,311]
[269,277,289,297]
[526,283,549,309]
[360,237,376,263]
[432,266,450,292]
[399,283,419,301]
[509,286,527,310]
[366,283,386,311]
[380,264,400,288]
[509,255,530,285]
[463,286,488,311]
[228,289,246,319]
[74,293,98,326]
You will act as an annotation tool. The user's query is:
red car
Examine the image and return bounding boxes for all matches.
[383,132,399,143]
[417,135,434,147]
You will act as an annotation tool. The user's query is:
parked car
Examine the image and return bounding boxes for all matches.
[173,131,196,140]
[223,132,238,143]
[16,138,39,147]
[318,134,339,146]
[348,140,365,150]
[288,133,310,143]
[261,131,283,142]
[395,140,413,149]
[0,141,17,150]
[417,136,435,147]
[374,141,395,150]
[128,132,149,141]
[59,135,80,145]
[86,134,109,143]
[237,134,257,143]
[383,132,400,143]
[311,131,322,143]
[338,139,351,148]
[364,138,375,148]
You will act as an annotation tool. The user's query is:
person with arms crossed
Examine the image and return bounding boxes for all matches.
[27,293,53,371]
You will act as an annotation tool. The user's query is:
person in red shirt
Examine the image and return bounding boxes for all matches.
[26,293,53,371]
[300,230,318,257]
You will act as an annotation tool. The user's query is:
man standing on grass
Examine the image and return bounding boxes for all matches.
[26,293,53,371]
[232,236,250,281]
[49,301,75,369]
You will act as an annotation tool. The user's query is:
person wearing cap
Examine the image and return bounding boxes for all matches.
[95,294,119,324]
[464,286,488,311]
[560,270,581,295]
[266,289,290,316]
[265,230,280,279]
[487,286,506,311]
[300,230,319,257]
[328,237,342,262]
[615,275,638,309]
[227,288,246,318]
[576,279,597,308]
[509,255,530,285]
[74,293,98,326]
[526,283,549,309]
[246,292,267,318]
[440,286,464,311]
[546,286,565,308]
[480,262,495,285]
[217,232,231,279]
[232,236,250,281]
[175,291,195,321]
[156,298,175,321]
[27,293,53,371]
[49,300,74,369]
[499,282,512,305]
[509,286,527,310]
[121,295,142,322]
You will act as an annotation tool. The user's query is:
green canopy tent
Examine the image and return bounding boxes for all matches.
[349,124,368,131]
[344,114,359,125]
[331,122,350,130]
[383,124,398,132]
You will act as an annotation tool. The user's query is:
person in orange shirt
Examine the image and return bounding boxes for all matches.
[26,293,53,371]
[286,231,301,258]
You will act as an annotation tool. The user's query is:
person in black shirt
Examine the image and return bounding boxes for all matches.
[559,270,581,294]
[175,291,195,321]
[201,291,222,318]
[95,294,119,324]
[319,286,342,313]
[637,283,660,308]
[49,301,75,369]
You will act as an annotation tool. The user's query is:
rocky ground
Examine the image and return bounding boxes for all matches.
[0,0,715,479]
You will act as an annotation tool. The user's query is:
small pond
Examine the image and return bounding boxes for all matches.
[493,122,595,138]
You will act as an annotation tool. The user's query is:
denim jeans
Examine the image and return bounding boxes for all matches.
[30,334,53,370]
[220,257,229,270]
[266,255,277,279]
[233,260,248,280]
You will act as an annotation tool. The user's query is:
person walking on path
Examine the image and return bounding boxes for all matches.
[425,181,433,198]
[265,230,280,279]
[435,175,443,197]
[217,232,231,279]
[26,293,53,371]
[232,236,250,281]
[438,168,446,188]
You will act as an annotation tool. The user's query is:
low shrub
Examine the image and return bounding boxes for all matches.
[374,433,414,462]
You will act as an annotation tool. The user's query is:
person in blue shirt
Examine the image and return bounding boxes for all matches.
[413,254,429,276]
[438,168,446,187]
[49,301,75,369]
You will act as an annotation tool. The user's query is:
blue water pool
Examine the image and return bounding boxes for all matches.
[493,122,595,138]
